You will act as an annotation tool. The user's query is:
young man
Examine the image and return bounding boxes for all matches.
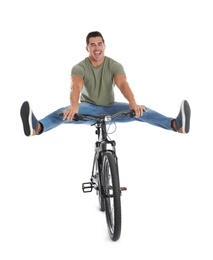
[20,31,191,136]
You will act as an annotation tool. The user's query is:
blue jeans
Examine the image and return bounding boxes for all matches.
[39,102,174,133]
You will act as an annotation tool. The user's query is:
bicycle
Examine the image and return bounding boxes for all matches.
[71,109,135,241]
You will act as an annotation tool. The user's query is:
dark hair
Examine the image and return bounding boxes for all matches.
[86,31,105,45]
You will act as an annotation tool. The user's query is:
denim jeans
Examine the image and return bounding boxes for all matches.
[39,102,174,133]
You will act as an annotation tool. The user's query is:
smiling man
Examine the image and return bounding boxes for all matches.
[63,31,146,121]
[20,31,191,136]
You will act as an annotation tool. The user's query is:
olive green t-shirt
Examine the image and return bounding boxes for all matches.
[71,56,125,106]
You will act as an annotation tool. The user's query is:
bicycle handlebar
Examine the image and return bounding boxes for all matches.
[73,109,136,122]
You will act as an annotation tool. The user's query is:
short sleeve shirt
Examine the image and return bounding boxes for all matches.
[71,56,125,106]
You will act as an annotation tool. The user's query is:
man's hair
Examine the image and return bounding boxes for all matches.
[86,31,105,45]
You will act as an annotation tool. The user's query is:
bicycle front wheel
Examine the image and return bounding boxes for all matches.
[101,152,121,241]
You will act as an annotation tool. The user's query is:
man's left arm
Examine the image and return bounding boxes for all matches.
[114,74,147,117]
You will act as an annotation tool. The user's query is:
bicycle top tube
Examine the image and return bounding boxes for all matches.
[72,109,136,122]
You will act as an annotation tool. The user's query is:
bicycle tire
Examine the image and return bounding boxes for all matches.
[101,151,121,241]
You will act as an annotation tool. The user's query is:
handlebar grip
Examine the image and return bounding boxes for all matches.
[129,109,136,118]
[73,114,82,121]
[59,113,83,121]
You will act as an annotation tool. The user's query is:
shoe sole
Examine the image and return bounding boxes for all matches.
[20,101,33,136]
[181,100,191,133]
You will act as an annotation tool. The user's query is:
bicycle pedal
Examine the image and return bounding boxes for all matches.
[82,182,93,193]
[120,187,127,191]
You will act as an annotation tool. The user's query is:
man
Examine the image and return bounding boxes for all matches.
[20,31,191,136]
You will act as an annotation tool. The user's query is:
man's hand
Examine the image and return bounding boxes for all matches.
[63,105,79,121]
[130,104,147,117]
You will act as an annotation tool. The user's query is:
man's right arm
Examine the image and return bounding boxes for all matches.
[63,76,84,121]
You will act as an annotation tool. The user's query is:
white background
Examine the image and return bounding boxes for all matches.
[0,0,213,259]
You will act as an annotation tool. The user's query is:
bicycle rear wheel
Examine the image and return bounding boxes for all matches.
[101,151,121,241]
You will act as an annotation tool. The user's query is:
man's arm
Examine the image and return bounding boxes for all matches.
[114,74,146,117]
[63,76,84,121]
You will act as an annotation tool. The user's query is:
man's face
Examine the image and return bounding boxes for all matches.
[86,36,106,62]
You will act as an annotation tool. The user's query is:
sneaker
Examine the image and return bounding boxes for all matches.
[175,100,191,133]
[20,101,38,136]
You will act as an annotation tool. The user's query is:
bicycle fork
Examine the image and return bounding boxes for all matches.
[82,146,127,194]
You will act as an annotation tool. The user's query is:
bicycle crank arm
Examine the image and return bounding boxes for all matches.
[120,187,127,191]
